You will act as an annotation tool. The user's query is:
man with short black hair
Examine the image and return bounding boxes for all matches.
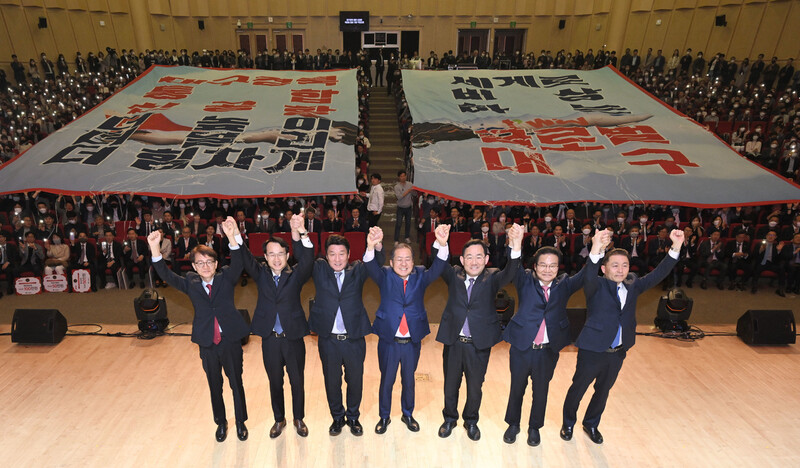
[366,173,384,228]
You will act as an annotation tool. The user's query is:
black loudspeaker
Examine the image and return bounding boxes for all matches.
[737,309,795,345]
[198,20,205,30]
[238,309,251,345]
[38,17,47,29]
[715,15,727,27]
[567,308,587,343]
[558,19,566,30]
[12,309,67,344]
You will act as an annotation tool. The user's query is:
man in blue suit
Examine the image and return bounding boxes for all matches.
[310,233,385,437]
[561,228,683,445]
[147,218,250,443]
[437,224,523,442]
[365,224,450,434]
[503,228,607,446]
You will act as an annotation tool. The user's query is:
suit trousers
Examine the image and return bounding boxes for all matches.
[701,260,728,284]
[394,206,412,241]
[442,341,491,424]
[199,337,248,425]
[562,348,626,429]
[504,346,560,429]
[318,335,366,421]
[262,335,305,422]
[377,338,421,419]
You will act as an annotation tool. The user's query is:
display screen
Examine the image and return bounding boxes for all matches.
[340,11,369,32]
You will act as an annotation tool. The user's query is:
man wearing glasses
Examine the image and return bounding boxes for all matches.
[147,218,250,443]
[502,229,607,447]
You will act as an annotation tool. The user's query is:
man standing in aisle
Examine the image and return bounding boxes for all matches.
[236,213,313,438]
[394,170,414,243]
[147,218,250,443]
[364,224,450,434]
[437,224,523,441]
[503,229,606,446]
[561,228,683,444]
[310,233,385,437]
[367,173,384,228]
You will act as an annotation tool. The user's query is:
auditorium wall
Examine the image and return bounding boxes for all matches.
[1,0,798,76]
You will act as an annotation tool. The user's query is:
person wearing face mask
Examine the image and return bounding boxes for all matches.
[609,212,629,238]
[538,213,557,236]
[44,234,71,277]
[749,230,789,296]
[756,216,782,239]
[780,214,800,241]
[786,233,800,294]
[571,225,596,273]
[560,209,579,235]
[689,216,705,238]
[707,216,727,237]
[194,198,215,221]
[492,214,508,236]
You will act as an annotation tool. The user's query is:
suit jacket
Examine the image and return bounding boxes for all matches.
[175,236,198,260]
[436,248,519,350]
[505,263,588,352]
[99,241,124,265]
[322,218,343,232]
[724,239,751,262]
[123,238,147,263]
[243,239,313,339]
[19,243,45,265]
[0,242,20,267]
[419,217,441,234]
[577,252,677,352]
[345,217,368,233]
[620,236,645,258]
[136,222,157,237]
[543,234,569,256]
[304,218,322,233]
[366,251,448,343]
[697,239,724,263]
[198,235,222,257]
[310,250,385,338]
[70,241,96,265]
[257,217,277,234]
[560,219,580,235]
[152,250,249,346]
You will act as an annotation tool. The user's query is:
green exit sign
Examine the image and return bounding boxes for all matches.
[470,21,476,28]
[286,21,292,29]
[246,21,253,29]
[510,21,516,28]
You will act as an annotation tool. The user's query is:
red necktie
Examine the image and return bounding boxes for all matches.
[398,279,409,335]
[207,284,221,345]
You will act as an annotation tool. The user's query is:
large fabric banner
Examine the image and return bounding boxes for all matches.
[402,67,800,207]
[0,66,358,197]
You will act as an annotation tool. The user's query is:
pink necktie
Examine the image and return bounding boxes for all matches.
[533,285,549,345]
[207,284,221,345]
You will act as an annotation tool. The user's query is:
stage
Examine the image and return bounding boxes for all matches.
[1,317,798,467]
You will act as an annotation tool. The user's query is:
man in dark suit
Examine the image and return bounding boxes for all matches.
[504,229,604,446]
[749,230,789,296]
[238,214,313,438]
[148,219,250,442]
[725,231,751,290]
[364,224,449,435]
[234,209,257,244]
[199,225,222,258]
[123,228,148,288]
[256,208,277,234]
[437,225,522,442]
[561,229,683,445]
[0,231,20,296]
[99,230,124,288]
[304,207,322,234]
[310,234,384,437]
[345,208,368,234]
[173,226,198,275]
[70,231,98,291]
[697,230,727,290]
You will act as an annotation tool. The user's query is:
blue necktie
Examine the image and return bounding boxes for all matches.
[334,271,345,332]
[273,275,283,334]
[612,284,623,348]
[463,278,475,337]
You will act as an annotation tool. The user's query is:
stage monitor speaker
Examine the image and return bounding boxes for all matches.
[567,308,587,343]
[38,17,47,29]
[736,309,795,345]
[715,15,727,26]
[12,309,67,344]
[198,20,205,30]
[238,309,251,345]
[558,19,566,30]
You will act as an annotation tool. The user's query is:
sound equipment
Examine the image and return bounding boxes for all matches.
[715,15,727,27]
[736,309,795,345]
[198,20,205,30]
[38,17,47,29]
[495,289,515,327]
[11,309,67,344]
[558,19,566,30]
[567,308,587,343]
[238,309,251,345]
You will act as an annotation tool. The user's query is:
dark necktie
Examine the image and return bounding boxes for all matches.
[273,275,283,333]
[207,284,221,344]
[462,278,474,338]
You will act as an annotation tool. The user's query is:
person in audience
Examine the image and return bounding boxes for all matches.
[18,231,45,277]
[0,231,20,296]
[697,230,727,290]
[44,234,70,277]
[123,228,148,288]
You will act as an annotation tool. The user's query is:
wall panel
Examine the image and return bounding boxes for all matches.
[623,11,649,50]
[47,8,78,56]
[684,7,715,54]
[68,9,96,53]
[90,11,117,49]
[749,0,787,59]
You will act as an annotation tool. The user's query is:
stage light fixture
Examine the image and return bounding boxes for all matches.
[654,288,693,332]
[134,288,169,333]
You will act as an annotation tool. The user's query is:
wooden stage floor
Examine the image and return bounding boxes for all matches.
[1,323,798,468]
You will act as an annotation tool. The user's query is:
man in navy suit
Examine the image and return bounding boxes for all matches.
[503,229,606,446]
[437,224,523,441]
[147,218,251,443]
[310,233,385,437]
[237,214,313,438]
[561,228,683,445]
[365,224,450,434]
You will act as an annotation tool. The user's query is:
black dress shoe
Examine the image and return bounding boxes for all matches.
[375,418,391,434]
[463,422,480,441]
[346,418,363,436]
[236,421,248,441]
[329,418,345,436]
[583,425,603,444]
[215,422,228,442]
[401,415,420,432]
[438,421,457,438]
[560,425,573,441]
[776,289,786,297]
[293,419,308,437]
[527,428,541,447]
[269,420,287,438]
[503,425,520,444]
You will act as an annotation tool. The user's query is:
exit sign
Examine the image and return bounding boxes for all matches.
[510,21,516,28]
[470,21,476,28]
[286,21,292,28]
